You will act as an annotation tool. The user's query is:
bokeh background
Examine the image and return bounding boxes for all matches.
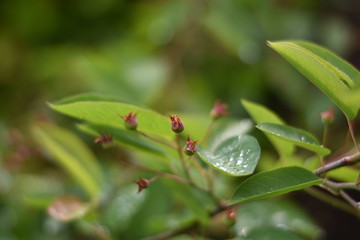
[0,0,359,239]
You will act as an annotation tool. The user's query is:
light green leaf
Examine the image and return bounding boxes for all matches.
[291,41,360,85]
[327,166,359,182]
[241,99,294,158]
[198,135,261,176]
[268,40,359,119]
[32,124,102,199]
[47,195,89,222]
[230,167,323,205]
[256,123,331,156]
[49,99,173,140]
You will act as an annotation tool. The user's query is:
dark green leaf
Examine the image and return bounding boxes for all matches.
[198,135,261,176]
[230,167,323,204]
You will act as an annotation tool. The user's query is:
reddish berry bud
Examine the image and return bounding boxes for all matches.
[320,107,334,126]
[94,133,113,148]
[210,100,229,119]
[184,136,198,156]
[134,178,150,193]
[169,115,184,133]
[226,207,237,221]
[122,112,138,130]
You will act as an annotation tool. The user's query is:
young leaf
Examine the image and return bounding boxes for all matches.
[256,122,331,156]
[198,135,261,176]
[49,99,174,140]
[47,195,89,221]
[268,40,359,119]
[230,166,323,205]
[32,124,102,199]
[241,99,294,158]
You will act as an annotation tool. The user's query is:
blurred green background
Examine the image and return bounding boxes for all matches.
[0,0,359,239]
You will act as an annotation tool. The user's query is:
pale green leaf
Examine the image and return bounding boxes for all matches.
[32,124,102,199]
[198,135,261,176]
[230,167,323,204]
[241,99,294,158]
[49,99,173,140]
[268,40,359,119]
[256,123,331,156]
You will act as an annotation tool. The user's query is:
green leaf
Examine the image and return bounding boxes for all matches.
[230,166,323,205]
[103,184,148,233]
[49,99,173,140]
[234,199,322,240]
[256,122,331,156]
[78,123,170,157]
[32,123,102,199]
[268,40,359,119]
[291,41,360,85]
[47,195,89,222]
[241,99,294,158]
[198,135,261,176]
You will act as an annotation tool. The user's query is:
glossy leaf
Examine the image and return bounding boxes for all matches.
[268,40,359,119]
[241,99,294,157]
[47,195,89,221]
[198,135,260,176]
[32,124,102,199]
[234,199,322,240]
[256,123,331,156]
[230,166,322,204]
[49,99,174,140]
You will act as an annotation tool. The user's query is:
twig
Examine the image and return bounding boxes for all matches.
[339,190,360,210]
[324,180,360,191]
[314,151,360,176]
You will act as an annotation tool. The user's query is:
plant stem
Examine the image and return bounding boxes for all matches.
[200,119,215,145]
[175,134,194,185]
[118,157,190,185]
[137,130,177,150]
[322,125,329,148]
[314,151,360,176]
[347,118,359,151]
[324,180,360,191]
